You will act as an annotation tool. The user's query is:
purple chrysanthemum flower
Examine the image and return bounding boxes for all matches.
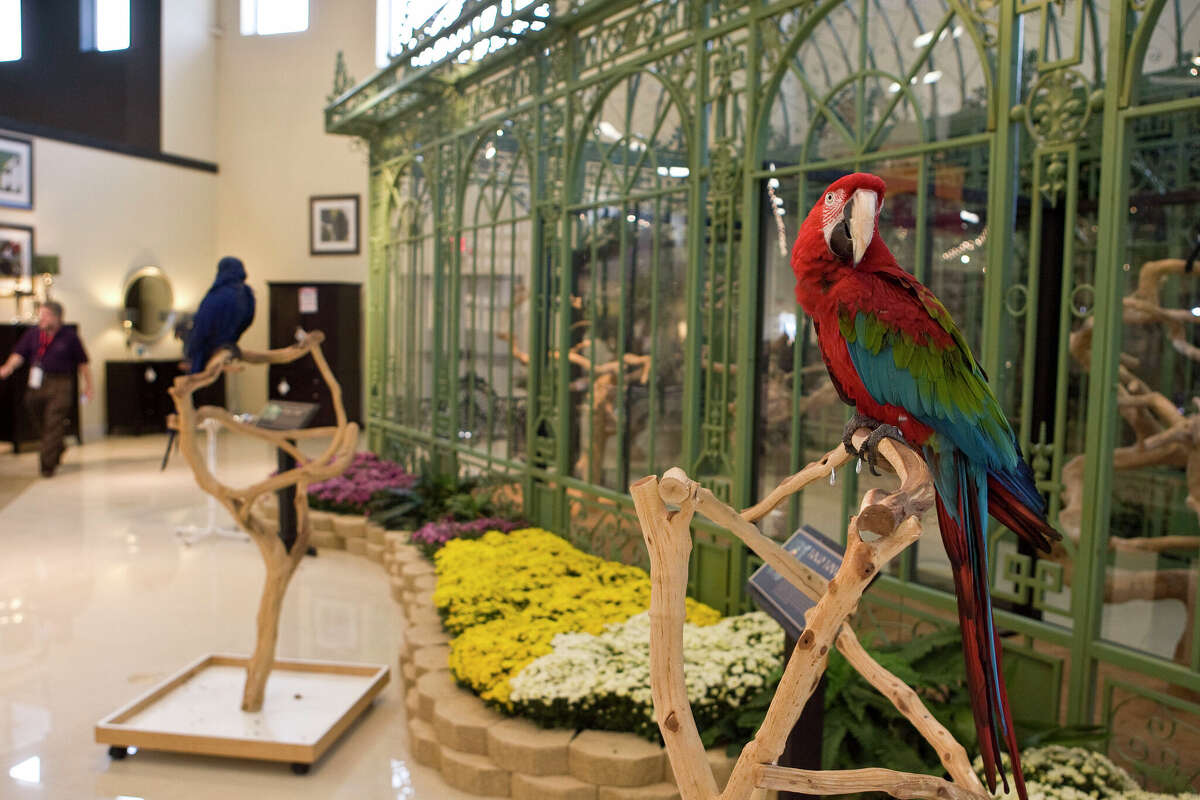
[307,452,415,515]
[411,516,523,554]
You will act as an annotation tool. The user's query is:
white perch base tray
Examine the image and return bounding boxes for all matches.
[95,653,390,766]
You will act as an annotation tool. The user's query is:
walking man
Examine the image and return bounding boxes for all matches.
[0,302,94,476]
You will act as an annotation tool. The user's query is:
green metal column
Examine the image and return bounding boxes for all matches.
[525,56,549,524]
[682,1,708,474]
[367,162,389,453]
[980,0,1020,382]
[1066,0,1128,725]
[555,38,577,534]
[734,11,763,512]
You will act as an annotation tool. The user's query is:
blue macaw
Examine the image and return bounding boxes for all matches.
[163,257,255,470]
[185,256,256,374]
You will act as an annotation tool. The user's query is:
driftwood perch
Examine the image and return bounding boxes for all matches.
[631,431,986,800]
[168,331,359,711]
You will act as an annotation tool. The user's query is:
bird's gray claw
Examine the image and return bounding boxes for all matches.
[863,424,906,476]
[841,412,875,459]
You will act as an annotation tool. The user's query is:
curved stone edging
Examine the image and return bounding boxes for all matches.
[250,501,743,799]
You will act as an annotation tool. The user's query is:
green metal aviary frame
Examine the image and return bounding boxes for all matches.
[328,0,1200,786]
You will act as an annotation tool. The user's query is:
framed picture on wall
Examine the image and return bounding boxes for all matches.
[0,223,33,289]
[309,195,359,255]
[0,135,33,210]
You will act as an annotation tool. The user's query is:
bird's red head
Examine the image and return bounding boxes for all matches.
[791,173,888,306]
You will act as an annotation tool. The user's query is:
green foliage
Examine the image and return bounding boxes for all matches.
[1015,719,1110,750]
[699,627,1112,781]
[698,665,783,755]
[823,628,974,776]
[366,462,495,530]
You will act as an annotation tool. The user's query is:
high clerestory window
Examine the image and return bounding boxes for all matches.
[0,0,20,62]
[241,0,309,36]
[376,0,441,67]
[376,0,549,69]
[81,0,131,52]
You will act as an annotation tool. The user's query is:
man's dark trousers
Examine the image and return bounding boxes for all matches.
[25,373,72,475]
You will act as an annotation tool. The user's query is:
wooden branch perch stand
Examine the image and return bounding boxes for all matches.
[168,331,359,711]
[94,333,386,770]
[631,431,988,800]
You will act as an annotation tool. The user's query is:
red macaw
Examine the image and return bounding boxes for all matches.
[790,172,1059,799]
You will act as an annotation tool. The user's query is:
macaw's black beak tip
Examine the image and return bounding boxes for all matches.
[830,219,854,262]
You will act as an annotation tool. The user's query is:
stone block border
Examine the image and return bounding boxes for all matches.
[252,499,758,799]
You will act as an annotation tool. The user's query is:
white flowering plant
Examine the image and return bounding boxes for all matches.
[508,610,784,741]
[978,746,1200,800]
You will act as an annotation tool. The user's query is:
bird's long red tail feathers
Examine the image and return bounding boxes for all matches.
[935,489,1028,800]
[988,474,1061,553]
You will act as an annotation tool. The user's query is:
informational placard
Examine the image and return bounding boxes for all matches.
[746,525,846,641]
[299,286,318,314]
[254,400,320,431]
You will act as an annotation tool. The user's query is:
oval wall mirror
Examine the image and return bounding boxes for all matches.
[122,266,175,343]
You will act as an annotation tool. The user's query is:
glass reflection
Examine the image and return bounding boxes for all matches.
[569,72,689,491]
[1097,105,1200,663]
[457,125,532,463]
[8,755,39,785]
[390,758,415,798]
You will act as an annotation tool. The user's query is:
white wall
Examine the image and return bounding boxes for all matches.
[2,0,376,439]
[162,0,219,161]
[0,136,218,439]
[214,0,375,414]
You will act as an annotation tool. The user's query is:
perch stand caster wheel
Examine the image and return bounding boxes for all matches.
[291,763,310,775]
[108,746,128,760]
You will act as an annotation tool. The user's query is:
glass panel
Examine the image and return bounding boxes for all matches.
[762,0,990,167]
[1135,0,1200,106]
[457,127,532,463]
[413,163,436,433]
[384,166,435,432]
[384,172,408,424]
[570,72,690,491]
[755,169,844,539]
[628,191,689,480]
[569,198,688,489]
[575,75,686,208]
[1100,105,1200,666]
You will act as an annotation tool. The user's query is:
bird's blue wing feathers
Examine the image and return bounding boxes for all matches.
[842,312,1022,474]
[186,284,257,373]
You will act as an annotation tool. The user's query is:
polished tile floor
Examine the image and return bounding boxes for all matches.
[0,435,475,800]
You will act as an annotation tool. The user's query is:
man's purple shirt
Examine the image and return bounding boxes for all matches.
[14,326,89,374]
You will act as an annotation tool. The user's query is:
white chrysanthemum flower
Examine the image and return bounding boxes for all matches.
[509,610,782,730]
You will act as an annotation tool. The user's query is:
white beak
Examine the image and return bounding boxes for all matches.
[849,189,877,266]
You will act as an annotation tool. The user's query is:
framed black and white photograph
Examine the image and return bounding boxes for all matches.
[0,223,33,286]
[0,135,33,210]
[309,194,359,255]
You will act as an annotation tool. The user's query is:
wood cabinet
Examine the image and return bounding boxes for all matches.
[105,360,226,435]
[267,283,361,428]
[0,323,81,451]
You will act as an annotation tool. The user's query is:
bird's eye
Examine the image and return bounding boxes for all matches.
[825,192,836,204]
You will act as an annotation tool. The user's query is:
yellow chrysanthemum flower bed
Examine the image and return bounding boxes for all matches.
[434,527,721,706]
